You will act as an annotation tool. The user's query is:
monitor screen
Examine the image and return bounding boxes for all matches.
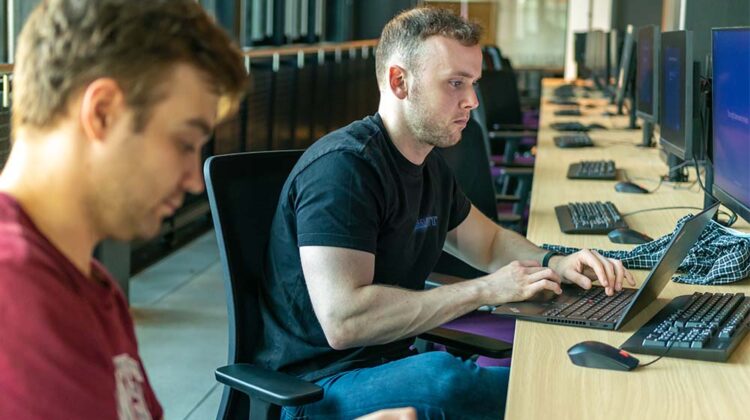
[636,25,660,121]
[575,32,589,78]
[659,30,694,160]
[615,25,635,108]
[609,30,620,85]
[712,27,750,223]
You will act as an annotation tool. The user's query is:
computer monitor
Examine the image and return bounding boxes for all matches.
[609,29,621,86]
[614,25,635,114]
[711,27,750,223]
[574,32,590,79]
[636,26,660,122]
[586,30,607,89]
[659,30,697,161]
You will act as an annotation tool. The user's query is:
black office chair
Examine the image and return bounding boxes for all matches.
[204,150,513,420]
[477,69,537,165]
[434,118,524,277]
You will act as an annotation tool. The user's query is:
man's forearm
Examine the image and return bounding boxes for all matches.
[484,227,548,273]
[321,279,486,350]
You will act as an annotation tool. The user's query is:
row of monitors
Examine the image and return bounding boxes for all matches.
[634,26,749,225]
[576,26,749,225]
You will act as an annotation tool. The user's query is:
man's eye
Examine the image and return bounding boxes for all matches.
[450,80,463,88]
[179,141,197,154]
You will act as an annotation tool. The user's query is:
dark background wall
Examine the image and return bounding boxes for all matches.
[613,0,662,32]
[1,0,6,62]
[354,0,419,40]
[683,0,750,76]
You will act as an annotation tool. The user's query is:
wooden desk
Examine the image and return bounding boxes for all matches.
[504,78,750,420]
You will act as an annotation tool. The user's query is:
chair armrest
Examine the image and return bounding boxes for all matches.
[501,167,534,178]
[419,326,513,359]
[215,364,324,407]
[496,193,519,203]
[488,130,538,139]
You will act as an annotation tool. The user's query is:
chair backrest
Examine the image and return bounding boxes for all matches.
[478,69,523,127]
[204,150,304,420]
[437,119,498,223]
[433,119,498,278]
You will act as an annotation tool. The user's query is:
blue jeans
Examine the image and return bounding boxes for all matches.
[281,351,509,419]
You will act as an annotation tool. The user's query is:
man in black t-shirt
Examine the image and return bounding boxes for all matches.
[259,8,635,420]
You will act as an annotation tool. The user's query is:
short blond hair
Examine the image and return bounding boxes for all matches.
[375,7,482,88]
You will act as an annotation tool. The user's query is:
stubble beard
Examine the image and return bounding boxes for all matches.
[404,83,460,149]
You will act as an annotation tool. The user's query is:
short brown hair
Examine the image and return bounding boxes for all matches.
[375,7,482,89]
[13,0,248,132]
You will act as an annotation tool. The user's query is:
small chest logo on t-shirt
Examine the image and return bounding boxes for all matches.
[414,216,438,232]
[113,354,152,420]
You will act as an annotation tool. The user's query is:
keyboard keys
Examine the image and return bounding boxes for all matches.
[555,201,628,234]
[554,134,594,148]
[567,160,617,180]
[622,292,750,362]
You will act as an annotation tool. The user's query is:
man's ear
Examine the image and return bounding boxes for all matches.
[79,78,126,142]
[388,65,409,100]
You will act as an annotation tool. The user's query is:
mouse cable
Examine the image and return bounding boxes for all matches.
[622,169,664,193]
[621,205,734,223]
[690,159,738,227]
[635,341,676,369]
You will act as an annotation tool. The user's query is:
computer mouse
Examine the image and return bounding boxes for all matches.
[587,123,608,130]
[615,181,649,194]
[567,341,639,371]
[608,228,653,244]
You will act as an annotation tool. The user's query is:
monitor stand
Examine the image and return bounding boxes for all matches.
[665,154,688,182]
[639,121,655,147]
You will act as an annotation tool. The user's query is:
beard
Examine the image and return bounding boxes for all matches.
[403,82,463,148]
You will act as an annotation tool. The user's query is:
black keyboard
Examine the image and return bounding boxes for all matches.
[554,134,594,148]
[553,85,576,98]
[622,292,750,362]
[543,287,635,322]
[548,98,580,106]
[567,160,616,180]
[554,109,582,116]
[551,122,589,132]
[555,201,628,234]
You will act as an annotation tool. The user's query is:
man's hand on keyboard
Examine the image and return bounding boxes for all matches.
[549,249,635,296]
[481,260,563,304]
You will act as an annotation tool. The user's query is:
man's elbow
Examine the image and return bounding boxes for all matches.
[319,316,357,350]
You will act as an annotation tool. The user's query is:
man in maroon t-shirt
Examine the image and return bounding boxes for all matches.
[0,1,246,418]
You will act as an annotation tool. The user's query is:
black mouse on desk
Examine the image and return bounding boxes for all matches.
[587,123,608,130]
[568,341,640,371]
[608,228,653,244]
[615,181,649,194]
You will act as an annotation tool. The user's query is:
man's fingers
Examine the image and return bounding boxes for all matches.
[526,267,561,284]
[578,249,610,288]
[591,250,616,287]
[525,279,562,298]
[517,259,542,267]
[606,258,626,291]
[624,268,636,286]
[563,271,593,289]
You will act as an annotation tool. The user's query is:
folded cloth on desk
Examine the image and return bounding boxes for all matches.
[542,215,750,285]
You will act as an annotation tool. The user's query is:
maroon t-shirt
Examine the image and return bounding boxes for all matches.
[0,193,163,419]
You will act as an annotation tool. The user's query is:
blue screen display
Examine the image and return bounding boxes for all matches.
[637,30,654,115]
[663,47,682,133]
[637,40,654,108]
[712,28,750,212]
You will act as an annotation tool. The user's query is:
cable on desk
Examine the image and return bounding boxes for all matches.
[635,341,676,369]
[623,169,664,193]
[621,205,734,223]
[690,159,738,227]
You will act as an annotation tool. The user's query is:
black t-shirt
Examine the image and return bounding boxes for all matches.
[255,114,471,381]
